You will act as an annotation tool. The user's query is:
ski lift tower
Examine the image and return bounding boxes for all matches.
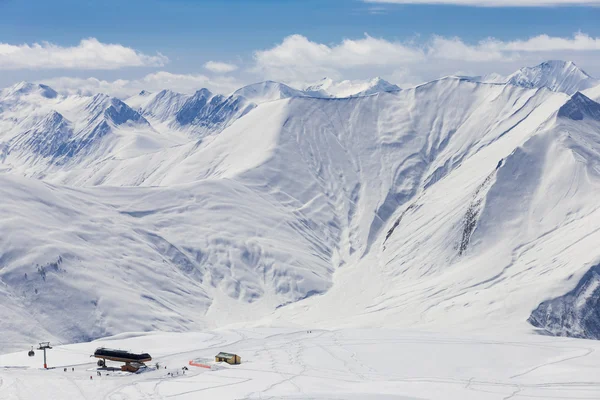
[37,342,52,369]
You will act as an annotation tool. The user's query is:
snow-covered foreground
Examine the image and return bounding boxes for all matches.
[2,328,600,400]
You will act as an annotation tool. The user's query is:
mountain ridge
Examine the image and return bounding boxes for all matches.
[2,61,600,351]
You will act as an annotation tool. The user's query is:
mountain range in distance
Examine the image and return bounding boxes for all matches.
[1,60,600,352]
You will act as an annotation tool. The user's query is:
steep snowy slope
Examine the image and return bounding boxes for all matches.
[127,89,190,122]
[584,83,600,102]
[0,82,262,182]
[0,171,335,351]
[1,77,583,351]
[125,87,255,136]
[124,89,153,110]
[268,90,600,340]
[507,60,598,95]
[0,87,186,182]
[0,81,58,101]
[173,88,255,136]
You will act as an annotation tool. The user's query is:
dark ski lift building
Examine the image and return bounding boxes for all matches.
[93,348,152,372]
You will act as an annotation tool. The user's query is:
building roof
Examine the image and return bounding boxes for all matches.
[216,352,237,358]
[94,347,152,362]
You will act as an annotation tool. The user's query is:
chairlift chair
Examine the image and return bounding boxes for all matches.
[28,346,35,357]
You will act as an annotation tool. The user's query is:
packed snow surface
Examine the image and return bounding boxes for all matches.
[2,328,600,400]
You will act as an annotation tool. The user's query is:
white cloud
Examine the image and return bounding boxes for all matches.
[365,0,600,6]
[40,71,242,98]
[491,32,600,52]
[0,38,167,70]
[204,61,238,73]
[14,32,600,100]
[253,34,424,82]
[252,33,600,85]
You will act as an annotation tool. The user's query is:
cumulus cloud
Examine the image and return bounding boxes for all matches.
[253,34,424,82]
[204,61,238,73]
[0,38,167,70]
[491,32,600,52]
[12,32,600,99]
[40,71,242,98]
[364,0,600,6]
[253,32,600,85]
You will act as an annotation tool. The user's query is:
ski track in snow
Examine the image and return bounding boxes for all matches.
[509,346,595,379]
[4,328,600,399]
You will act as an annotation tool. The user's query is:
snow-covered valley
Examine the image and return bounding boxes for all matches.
[3,60,600,398]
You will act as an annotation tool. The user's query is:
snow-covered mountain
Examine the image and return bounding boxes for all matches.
[506,60,599,95]
[3,62,600,352]
[230,78,400,104]
[304,77,401,98]
[0,86,164,178]
[464,61,599,96]
[0,81,58,101]
[232,81,307,103]
[125,87,256,136]
[174,89,255,136]
[127,89,189,122]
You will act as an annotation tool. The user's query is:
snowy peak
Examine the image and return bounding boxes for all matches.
[105,98,149,126]
[130,89,189,122]
[1,81,58,100]
[507,60,598,95]
[175,88,214,126]
[558,92,600,121]
[355,77,401,96]
[233,81,307,104]
[303,77,335,96]
[171,89,255,135]
[12,110,73,159]
[304,77,400,98]
[85,94,149,127]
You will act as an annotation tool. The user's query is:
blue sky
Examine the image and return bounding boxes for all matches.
[1,0,600,95]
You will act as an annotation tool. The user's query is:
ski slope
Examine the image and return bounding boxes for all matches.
[2,328,600,400]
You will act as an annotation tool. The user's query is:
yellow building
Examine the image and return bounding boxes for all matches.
[215,352,241,365]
